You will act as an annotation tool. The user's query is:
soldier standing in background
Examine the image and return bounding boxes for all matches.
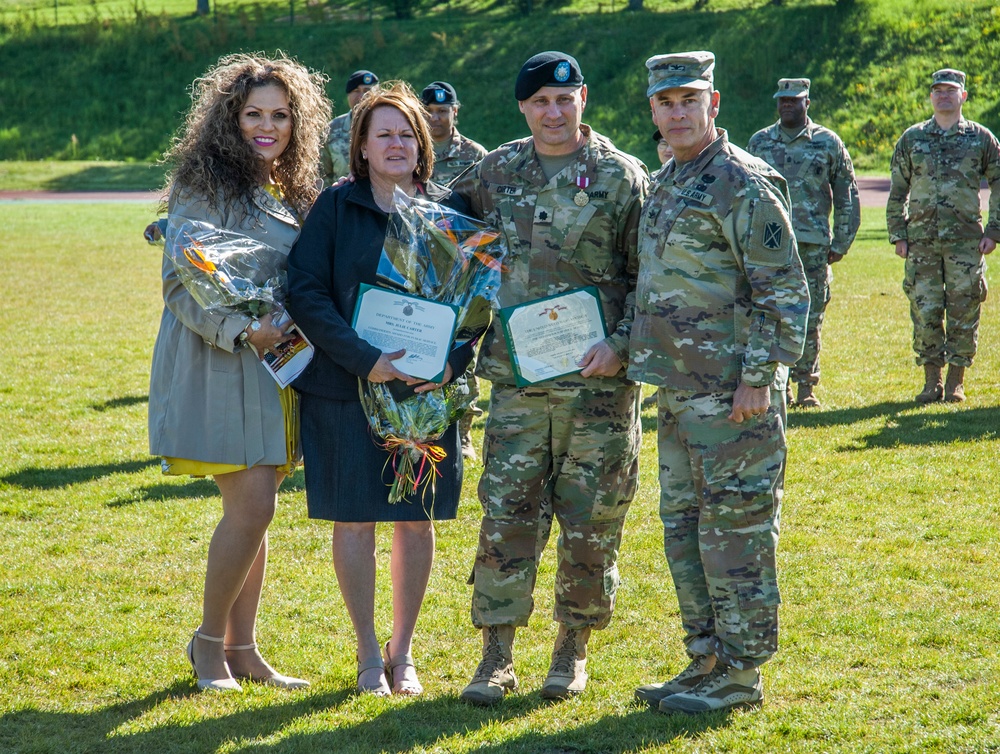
[420,81,490,460]
[747,77,860,408]
[630,51,808,714]
[453,51,647,705]
[421,81,488,185]
[320,69,379,186]
[887,67,1000,403]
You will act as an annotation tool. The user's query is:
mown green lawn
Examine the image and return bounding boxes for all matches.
[1,202,998,753]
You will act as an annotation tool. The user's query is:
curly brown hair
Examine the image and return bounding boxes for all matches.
[162,52,332,218]
[349,80,435,184]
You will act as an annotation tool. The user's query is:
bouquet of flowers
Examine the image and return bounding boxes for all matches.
[359,187,507,507]
[164,218,288,318]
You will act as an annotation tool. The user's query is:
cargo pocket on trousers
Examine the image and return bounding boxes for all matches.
[701,410,784,530]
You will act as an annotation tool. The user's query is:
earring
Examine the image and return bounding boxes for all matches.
[362,151,368,159]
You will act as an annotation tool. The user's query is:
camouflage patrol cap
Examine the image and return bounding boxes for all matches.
[931,68,966,90]
[345,70,378,93]
[515,51,584,101]
[773,78,810,99]
[645,51,714,97]
[421,81,459,106]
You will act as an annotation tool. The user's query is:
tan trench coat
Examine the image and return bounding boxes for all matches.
[148,188,300,467]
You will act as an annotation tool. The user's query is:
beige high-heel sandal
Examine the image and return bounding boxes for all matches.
[356,655,391,696]
[224,642,310,690]
[383,639,423,696]
[186,630,242,692]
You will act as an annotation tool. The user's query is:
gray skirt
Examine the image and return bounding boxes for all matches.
[299,391,462,522]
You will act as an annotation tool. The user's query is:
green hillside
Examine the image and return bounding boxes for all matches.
[2,0,998,178]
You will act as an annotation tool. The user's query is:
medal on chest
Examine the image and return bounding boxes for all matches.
[574,175,590,207]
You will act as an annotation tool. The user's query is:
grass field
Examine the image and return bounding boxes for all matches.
[1,201,999,753]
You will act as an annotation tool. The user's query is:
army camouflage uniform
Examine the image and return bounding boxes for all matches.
[629,128,809,669]
[320,112,352,188]
[432,129,488,186]
[747,118,860,386]
[887,116,1000,368]
[453,124,648,630]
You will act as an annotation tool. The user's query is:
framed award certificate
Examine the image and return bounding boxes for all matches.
[351,284,459,382]
[498,287,608,386]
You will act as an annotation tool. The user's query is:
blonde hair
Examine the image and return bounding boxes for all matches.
[163,52,332,218]
[348,80,434,184]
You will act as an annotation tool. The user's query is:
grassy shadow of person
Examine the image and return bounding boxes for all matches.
[234,701,736,754]
[0,684,351,754]
[788,401,1000,449]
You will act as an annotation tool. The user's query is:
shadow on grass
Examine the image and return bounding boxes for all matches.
[91,394,148,412]
[42,164,165,192]
[0,682,735,753]
[1,459,159,490]
[0,684,351,754]
[106,478,220,507]
[789,401,1000,449]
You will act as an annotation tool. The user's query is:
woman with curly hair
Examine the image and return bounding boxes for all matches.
[148,52,331,691]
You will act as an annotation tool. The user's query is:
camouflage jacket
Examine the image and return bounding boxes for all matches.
[887,116,1000,244]
[453,124,648,388]
[747,118,860,255]
[628,129,809,392]
[432,129,488,186]
[320,112,352,187]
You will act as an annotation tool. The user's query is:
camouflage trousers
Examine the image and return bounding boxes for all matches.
[903,239,988,368]
[790,242,832,386]
[471,384,641,630]
[656,387,786,670]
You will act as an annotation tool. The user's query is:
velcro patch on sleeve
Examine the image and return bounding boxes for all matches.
[746,196,794,267]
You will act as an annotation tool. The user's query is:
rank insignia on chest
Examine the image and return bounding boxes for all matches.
[762,222,783,249]
[574,176,591,207]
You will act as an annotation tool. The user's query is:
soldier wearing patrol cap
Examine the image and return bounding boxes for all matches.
[320,69,379,186]
[888,67,1000,403]
[747,77,860,408]
[630,51,808,715]
[452,50,648,705]
[420,81,488,186]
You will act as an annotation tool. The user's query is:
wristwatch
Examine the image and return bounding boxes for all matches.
[238,318,261,346]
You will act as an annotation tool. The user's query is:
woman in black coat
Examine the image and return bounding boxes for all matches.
[287,81,473,697]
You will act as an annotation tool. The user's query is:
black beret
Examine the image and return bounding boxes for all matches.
[345,70,378,94]
[421,81,459,106]
[514,51,583,101]
[652,128,664,143]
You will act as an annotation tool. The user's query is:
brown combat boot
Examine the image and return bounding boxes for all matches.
[796,383,820,408]
[460,626,517,706]
[540,626,591,700]
[915,365,943,403]
[944,365,966,402]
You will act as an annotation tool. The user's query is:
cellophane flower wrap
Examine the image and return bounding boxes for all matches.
[359,187,507,507]
[164,218,288,318]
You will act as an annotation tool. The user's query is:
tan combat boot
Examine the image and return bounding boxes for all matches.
[540,626,591,700]
[459,413,478,461]
[796,383,820,408]
[460,626,517,705]
[944,365,966,402]
[635,654,717,707]
[915,364,943,403]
